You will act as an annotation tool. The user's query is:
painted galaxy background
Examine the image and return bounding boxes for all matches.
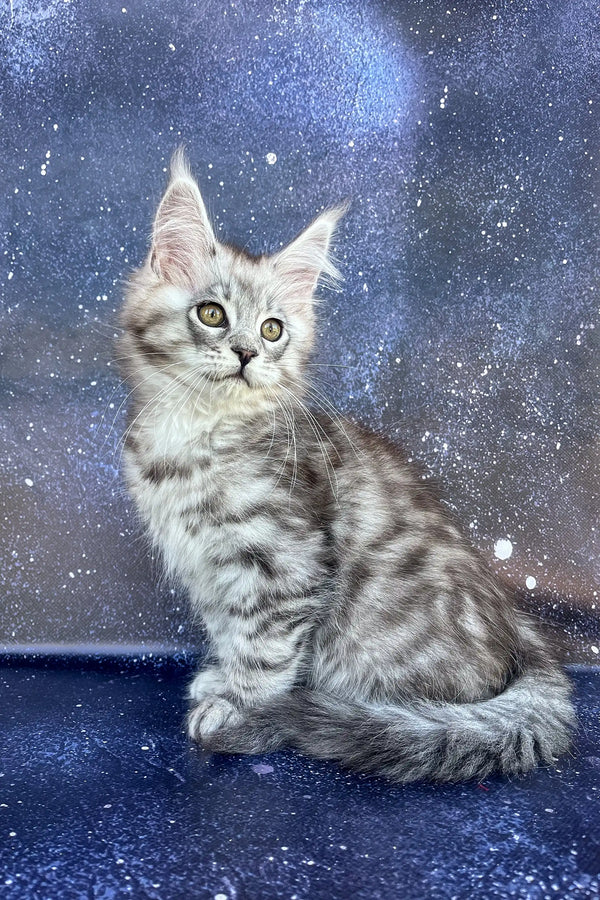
[0,0,598,659]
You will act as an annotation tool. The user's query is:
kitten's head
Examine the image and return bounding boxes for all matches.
[119,150,346,412]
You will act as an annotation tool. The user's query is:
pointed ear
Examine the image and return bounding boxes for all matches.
[272,203,348,299]
[150,148,216,287]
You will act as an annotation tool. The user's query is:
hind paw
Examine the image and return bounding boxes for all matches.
[187,696,242,743]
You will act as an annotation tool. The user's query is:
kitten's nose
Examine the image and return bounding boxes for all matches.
[232,347,257,369]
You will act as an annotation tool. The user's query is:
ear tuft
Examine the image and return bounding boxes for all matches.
[272,202,348,300]
[168,145,192,183]
[150,149,216,288]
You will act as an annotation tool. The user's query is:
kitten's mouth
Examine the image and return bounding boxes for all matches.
[205,370,249,384]
[205,369,255,388]
[225,370,251,386]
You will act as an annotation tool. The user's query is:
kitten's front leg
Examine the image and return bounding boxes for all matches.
[187,591,315,746]
[187,665,243,737]
[188,665,226,703]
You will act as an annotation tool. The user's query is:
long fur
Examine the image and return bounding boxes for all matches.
[204,667,575,783]
[118,151,575,783]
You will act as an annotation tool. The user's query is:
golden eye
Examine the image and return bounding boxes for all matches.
[197,303,225,327]
[261,318,282,341]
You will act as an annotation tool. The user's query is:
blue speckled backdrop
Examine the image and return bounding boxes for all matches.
[1,0,598,658]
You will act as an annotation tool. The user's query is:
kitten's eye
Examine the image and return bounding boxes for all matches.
[197,303,226,327]
[261,318,282,341]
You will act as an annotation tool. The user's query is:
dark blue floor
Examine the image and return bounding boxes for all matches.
[1,663,599,899]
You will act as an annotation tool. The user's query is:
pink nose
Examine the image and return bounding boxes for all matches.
[232,348,257,368]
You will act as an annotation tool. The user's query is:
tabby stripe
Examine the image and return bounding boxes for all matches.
[393,546,430,580]
[245,610,315,643]
[143,460,193,483]
[132,333,172,367]
[237,632,309,672]
[236,547,278,579]
[236,653,296,673]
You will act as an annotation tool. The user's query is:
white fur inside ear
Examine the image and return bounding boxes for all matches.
[150,151,216,287]
[273,204,347,299]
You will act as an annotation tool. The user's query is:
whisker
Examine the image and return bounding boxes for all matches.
[262,387,279,463]
[271,395,296,496]
[157,368,210,473]
[114,365,211,472]
[99,360,184,453]
[115,376,186,472]
[280,394,299,503]
[304,382,363,461]
[279,384,339,502]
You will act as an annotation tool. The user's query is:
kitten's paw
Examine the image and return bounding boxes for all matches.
[188,667,226,702]
[187,696,242,742]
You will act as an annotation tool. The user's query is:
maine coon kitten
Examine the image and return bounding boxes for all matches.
[118,150,575,782]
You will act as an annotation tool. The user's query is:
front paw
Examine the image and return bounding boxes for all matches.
[187,696,242,743]
[188,666,226,702]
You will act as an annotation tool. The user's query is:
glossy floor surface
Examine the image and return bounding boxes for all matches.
[1,662,599,899]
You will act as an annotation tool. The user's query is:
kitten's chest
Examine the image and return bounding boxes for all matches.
[127,432,255,519]
[124,422,274,566]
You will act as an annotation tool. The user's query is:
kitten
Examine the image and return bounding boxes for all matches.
[117,150,575,782]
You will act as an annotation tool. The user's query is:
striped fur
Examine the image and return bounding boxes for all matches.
[117,152,575,783]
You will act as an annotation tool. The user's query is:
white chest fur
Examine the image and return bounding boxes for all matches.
[123,397,279,601]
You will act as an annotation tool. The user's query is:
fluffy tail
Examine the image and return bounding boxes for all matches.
[204,667,575,782]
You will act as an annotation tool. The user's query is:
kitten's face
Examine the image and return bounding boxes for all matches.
[180,254,298,392]
[120,150,345,409]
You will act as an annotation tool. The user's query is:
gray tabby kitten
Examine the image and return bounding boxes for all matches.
[118,150,574,782]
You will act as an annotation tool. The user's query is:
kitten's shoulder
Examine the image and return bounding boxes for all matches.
[321,412,444,510]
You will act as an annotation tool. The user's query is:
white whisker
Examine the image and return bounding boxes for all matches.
[279,383,340,502]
